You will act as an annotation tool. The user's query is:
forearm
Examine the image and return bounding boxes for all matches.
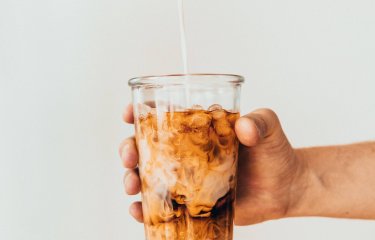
[289,141,375,219]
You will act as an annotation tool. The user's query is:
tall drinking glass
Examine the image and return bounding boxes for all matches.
[129,74,244,240]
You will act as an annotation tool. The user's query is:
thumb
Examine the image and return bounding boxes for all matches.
[235,108,281,147]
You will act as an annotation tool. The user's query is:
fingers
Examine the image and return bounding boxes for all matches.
[119,137,141,194]
[119,137,139,169]
[129,201,144,223]
[124,169,141,195]
[121,103,143,223]
[123,104,134,124]
[235,108,281,147]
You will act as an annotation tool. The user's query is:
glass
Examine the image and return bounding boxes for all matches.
[129,74,244,240]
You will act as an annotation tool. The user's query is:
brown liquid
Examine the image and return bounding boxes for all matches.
[135,107,239,240]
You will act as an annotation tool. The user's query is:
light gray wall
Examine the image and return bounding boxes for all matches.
[1,0,375,239]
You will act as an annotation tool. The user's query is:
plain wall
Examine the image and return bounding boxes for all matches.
[1,0,375,239]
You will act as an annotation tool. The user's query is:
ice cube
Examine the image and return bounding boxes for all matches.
[189,130,210,146]
[211,109,226,120]
[208,104,223,112]
[187,112,212,129]
[214,118,233,136]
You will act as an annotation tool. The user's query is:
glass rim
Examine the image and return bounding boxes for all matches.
[128,73,245,87]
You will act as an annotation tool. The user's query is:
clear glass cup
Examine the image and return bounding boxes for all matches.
[129,74,244,240]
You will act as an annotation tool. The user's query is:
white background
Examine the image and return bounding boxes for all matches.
[1,0,375,239]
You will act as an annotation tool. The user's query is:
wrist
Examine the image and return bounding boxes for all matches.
[285,148,323,218]
[285,143,375,220]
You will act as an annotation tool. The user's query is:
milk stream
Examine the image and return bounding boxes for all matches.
[178,0,189,75]
[177,0,191,107]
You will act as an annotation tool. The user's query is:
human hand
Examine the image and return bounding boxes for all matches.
[119,104,308,225]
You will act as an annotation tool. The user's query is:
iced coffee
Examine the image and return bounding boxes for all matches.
[135,104,239,240]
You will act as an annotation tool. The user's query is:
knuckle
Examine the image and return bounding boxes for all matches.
[251,108,281,137]
[258,108,278,120]
[257,108,280,126]
[123,170,132,183]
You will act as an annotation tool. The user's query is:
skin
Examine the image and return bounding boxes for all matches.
[119,104,375,225]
